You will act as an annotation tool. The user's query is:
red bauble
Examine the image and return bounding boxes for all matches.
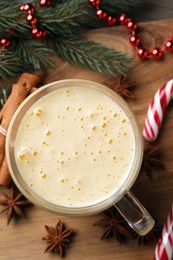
[26,13,37,26]
[37,30,46,38]
[126,20,137,32]
[90,2,173,60]
[31,18,38,26]
[119,14,128,25]
[165,40,173,52]
[39,0,51,7]
[0,38,10,47]
[137,48,148,59]
[89,0,100,7]
[23,3,35,12]
[32,28,39,36]
[36,31,43,38]
[151,47,163,59]
[107,16,116,26]
[129,35,141,47]
[32,28,46,38]
[19,5,25,11]
[96,9,107,20]
[27,14,38,26]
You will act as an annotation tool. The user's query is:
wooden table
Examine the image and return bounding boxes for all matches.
[1,18,173,260]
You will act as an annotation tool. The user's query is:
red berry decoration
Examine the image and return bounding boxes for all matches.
[37,30,45,38]
[89,1,173,60]
[151,47,163,59]
[36,31,43,38]
[137,48,149,59]
[19,5,25,11]
[107,16,116,26]
[26,13,38,26]
[32,28,46,38]
[119,14,128,25]
[32,28,39,36]
[26,13,36,25]
[165,40,173,52]
[23,3,35,12]
[129,35,141,47]
[0,38,10,48]
[88,0,100,7]
[18,1,47,38]
[96,9,107,20]
[39,0,51,7]
[126,20,138,32]
[31,18,38,26]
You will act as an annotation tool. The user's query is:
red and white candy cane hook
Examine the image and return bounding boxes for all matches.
[154,204,173,260]
[143,79,173,141]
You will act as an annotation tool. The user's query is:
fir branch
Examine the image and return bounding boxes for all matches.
[13,39,54,70]
[0,0,142,34]
[38,0,84,24]
[0,0,140,80]
[42,0,141,34]
[0,1,84,37]
[52,35,133,77]
[0,51,27,79]
[0,3,31,36]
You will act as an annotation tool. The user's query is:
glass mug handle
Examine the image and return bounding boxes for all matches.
[114,191,155,236]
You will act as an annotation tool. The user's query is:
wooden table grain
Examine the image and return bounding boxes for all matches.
[1,19,173,260]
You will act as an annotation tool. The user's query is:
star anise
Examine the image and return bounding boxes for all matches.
[142,142,165,180]
[0,186,32,225]
[131,223,162,245]
[42,220,73,257]
[94,207,131,243]
[104,75,135,99]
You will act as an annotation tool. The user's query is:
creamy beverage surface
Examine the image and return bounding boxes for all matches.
[15,86,135,207]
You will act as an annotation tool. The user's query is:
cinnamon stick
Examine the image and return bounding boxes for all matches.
[0,73,41,186]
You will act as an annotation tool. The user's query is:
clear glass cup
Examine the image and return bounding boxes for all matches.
[5,79,155,236]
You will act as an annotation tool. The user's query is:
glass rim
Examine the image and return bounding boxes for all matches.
[5,79,143,216]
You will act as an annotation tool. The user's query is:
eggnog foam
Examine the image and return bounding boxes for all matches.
[15,86,135,207]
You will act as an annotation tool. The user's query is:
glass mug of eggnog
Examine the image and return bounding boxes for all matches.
[6,79,154,235]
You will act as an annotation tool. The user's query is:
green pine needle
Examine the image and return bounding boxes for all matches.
[14,40,54,71]
[52,35,133,77]
[0,3,30,35]
[0,51,26,79]
[38,0,85,34]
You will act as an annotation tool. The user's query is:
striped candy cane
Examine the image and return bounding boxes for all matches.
[143,79,173,141]
[154,204,173,260]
